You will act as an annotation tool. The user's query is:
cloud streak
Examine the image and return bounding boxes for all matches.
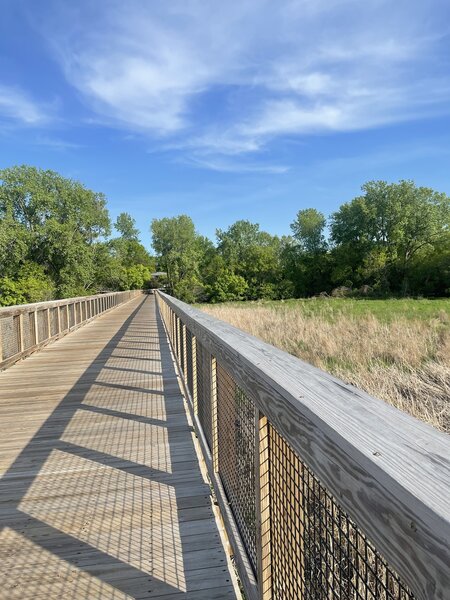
[0,85,49,125]
[32,0,450,164]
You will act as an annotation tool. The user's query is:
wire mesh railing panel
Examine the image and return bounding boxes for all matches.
[175,317,180,361]
[68,304,75,328]
[50,307,58,337]
[1,316,20,359]
[1,291,141,369]
[180,324,185,376]
[185,328,194,399]
[59,306,68,331]
[216,361,257,573]
[23,313,34,349]
[37,310,49,343]
[266,423,414,600]
[196,341,213,450]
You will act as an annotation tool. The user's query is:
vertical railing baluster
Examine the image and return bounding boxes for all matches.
[181,322,186,375]
[259,414,271,600]
[34,311,39,345]
[211,356,219,472]
[18,313,24,353]
[192,335,198,414]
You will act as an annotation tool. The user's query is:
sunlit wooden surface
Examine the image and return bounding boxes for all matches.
[0,295,237,599]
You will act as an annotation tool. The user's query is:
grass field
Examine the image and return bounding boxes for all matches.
[199,298,450,433]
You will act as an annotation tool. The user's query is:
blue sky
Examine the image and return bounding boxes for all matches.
[1,0,450,249]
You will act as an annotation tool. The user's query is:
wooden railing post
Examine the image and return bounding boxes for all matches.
[258,414,272,600]
[176,317,181,361]
[18,313,25,353]
[211,356,219,472]
[0,290,139,371]
[46,308,51,339]
[33,311,39,345]
[192,335,198,413]
[181,322,186,375]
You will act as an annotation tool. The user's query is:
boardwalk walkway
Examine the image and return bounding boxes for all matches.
[0,295,238,599]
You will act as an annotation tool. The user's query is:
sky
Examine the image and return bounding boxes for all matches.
[1,0,450,249]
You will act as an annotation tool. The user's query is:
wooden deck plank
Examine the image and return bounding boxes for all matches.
[0,295,239,599]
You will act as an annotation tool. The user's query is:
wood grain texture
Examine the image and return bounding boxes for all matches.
[157,291,450,600]
[158,300,258,600]
[0,291,141,371]
[0,291,137,318]
[0,295,238,600]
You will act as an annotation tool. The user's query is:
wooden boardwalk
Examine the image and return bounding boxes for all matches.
[0,295,238,599]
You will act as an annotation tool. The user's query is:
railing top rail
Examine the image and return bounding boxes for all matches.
[0,290,135,317]
[157,290,450,600]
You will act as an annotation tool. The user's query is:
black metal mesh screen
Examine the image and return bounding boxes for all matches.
[0,316,20,359]
[266,422,414,600]
[68,304,75,328]
[185,329,195,400]
[37,310,49,342]
[23,313,35,350]
[174,316,179,359]
[196,341,213,450]
[50,307,58,337]
[216,361,257,573]
[179,323,185,375]
[59,306,68,331]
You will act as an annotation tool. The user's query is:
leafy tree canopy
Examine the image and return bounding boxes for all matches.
[114,212,140,241]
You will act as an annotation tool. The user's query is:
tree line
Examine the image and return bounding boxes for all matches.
[0,165,154,306]
[151,180,449,302]
[1,165,449,306]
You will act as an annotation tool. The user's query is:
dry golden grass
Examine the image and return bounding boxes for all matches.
[200,302,450,433]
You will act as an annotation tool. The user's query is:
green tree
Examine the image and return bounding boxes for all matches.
[286,210,332,296]
[0,262,54,306]
[331,180,450,294]
[216,220,286,299]
[0,165,111,298]
[121,264,152,290]
[114,212,139,241]
[290,208,327,253]
[151,215,201,301]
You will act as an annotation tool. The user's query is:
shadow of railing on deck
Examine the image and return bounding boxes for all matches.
[0,295,232,598]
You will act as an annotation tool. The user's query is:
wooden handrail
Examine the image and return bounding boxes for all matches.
[156,290,450,600]
[0,290,143,370]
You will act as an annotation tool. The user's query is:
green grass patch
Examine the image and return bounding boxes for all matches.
[197,297,450,323]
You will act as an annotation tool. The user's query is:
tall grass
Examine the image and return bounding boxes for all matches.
[200,299,450,433]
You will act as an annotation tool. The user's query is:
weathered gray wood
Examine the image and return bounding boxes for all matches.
[0,291,142,371]
[18,313,25,353]
[0,290,139,318]
[161,303,258,600]
[0,294,238,599]
[157,290,450,600]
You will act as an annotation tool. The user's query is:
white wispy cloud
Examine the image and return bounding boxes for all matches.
[32,0,450,163]
[33,136,82,150]
[0,85,48,125]
[183,156,290,174]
